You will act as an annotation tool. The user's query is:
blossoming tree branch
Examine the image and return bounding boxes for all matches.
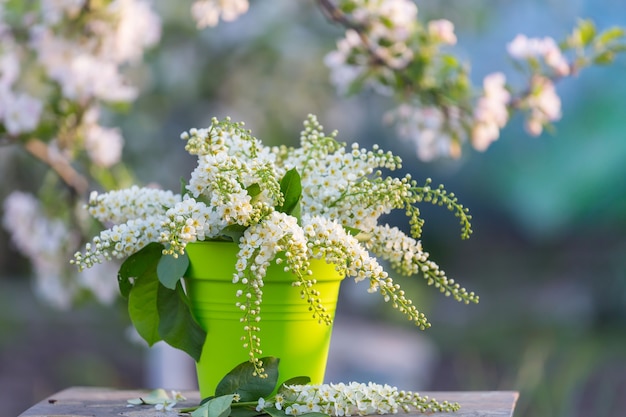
[1,0,162,307]
[315,0,625,160]
[1,0,624,310]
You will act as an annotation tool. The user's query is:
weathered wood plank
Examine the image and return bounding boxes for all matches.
[18,387,201,417]
[416,392,519,417]
[18,387,518,417]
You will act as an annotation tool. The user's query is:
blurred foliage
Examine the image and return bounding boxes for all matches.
[2,1,625,417]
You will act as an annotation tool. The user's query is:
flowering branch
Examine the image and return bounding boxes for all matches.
[1,0,161,307]
[318,1,626,160]
[183,358,461,416]
[316,0,388,68]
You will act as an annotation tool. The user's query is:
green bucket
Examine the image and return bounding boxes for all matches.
[185,241,344,397]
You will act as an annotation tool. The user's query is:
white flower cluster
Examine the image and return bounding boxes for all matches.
[368,224,477,304]
[324,0,426,94]
[299,143,403,230]
[506,34,565,136]
[191,0,250,29]
[285,115,407,232]
[87,186,180,224]
[233,211,314,374]
[235,212,308,284]
[82,107,125,168]
[303,215,430,329]
[268,382,459,416]
[507,34,571,77]
[469,33,567,148]
[382,29,571,159]
[183,119,282,205]
[522,75,562,136]
[75,187,180,268]
[0,0,161,168]
[350,0,419,68]
[0,42,43,135]
[160,197,213,254]
[188,153,255,218]
[74,216,164,269]
[428,19,457,46]
[384,104,465,161]
[304,215,385,287]
[471,72,511,151]
[31,0,161,104]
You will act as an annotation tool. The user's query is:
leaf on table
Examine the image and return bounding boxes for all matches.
[127,388,171,405]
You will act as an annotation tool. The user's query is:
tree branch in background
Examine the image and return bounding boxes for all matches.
[23,138,88,195]
[316,0,389,68]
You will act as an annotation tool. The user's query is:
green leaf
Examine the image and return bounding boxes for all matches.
[191,394,235,417]
[127,389,171,406]
[157,282,207,362]
[192,400,214,417]
[215,357,280,401]
[191,406,209,417]
[118,271,133,299]
[441,54,460,69]
[576,19,596,47]
[345,72,367,96]
[196,194,212,206]
[128,263,162,346]
[593,51,615,65]
[279,376,310,392]
[181,177,189,197]
[277,168,302,217]
[199,396,216,406]
[246,183,262,198]
[118,242,164,298]
[207,395,235,417]
[263,407,290,417]
[596,26,625,46]
[157,252,189,290]
[342,226,362,237]
[290,199,301,225]
[220,224,247,242]
[230,407,262,417]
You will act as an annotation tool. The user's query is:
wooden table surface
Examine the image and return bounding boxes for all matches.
[18,386,518,417]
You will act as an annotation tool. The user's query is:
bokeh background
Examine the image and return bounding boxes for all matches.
[1,1,625,416]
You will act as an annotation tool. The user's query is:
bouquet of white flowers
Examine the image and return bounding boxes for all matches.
[73,114,477,377]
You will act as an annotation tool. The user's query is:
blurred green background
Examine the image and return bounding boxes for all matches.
[1,1,625,416]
